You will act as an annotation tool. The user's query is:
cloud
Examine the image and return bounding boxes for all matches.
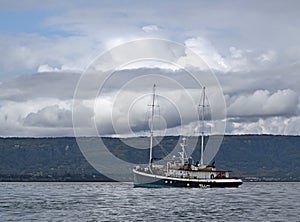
[1,1,300,136]
[0,33,101,79]
[93,88,197,136]
[285,116,300,135]
[0,64,300,136]
[1,0,300,78]
[0,98,73,136]
[37,64,61,72]
[257,50,276,63]
[0,72,80,101]
[24,105,72,127]
[227,89,299,118]
[177,37,278,73]
[37,64,81,73]
[226,116,297,135]
[178,37,229,71]
[142,25,160,33]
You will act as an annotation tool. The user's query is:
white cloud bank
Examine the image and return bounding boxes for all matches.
[0,66,299,137]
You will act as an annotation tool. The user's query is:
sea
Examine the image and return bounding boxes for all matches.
[0,182,299,222]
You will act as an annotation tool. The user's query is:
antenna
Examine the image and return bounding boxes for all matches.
[179,137,188,165]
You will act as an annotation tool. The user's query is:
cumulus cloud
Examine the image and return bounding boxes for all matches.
[24,105,72,127]
[227,89,299,117]
[0,98,74,136]
[224,88,300,135]
[227,116,297,135]
[177,37,278,73]
[178,37,229,71]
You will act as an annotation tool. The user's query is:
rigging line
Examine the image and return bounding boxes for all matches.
[143,105,150,133]
[143,89,157,134]
[152,91,171,158]
[156,93,162,137]
[153,137,170,157]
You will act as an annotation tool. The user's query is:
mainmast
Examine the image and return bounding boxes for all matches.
[200,87,206,166]
[149,84,156,167]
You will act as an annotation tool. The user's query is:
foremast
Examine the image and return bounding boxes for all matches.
[149,84,156,169]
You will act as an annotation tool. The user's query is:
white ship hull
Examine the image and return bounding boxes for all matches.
[133,168,243,188]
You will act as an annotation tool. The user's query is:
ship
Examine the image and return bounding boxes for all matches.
[133,85,243,188]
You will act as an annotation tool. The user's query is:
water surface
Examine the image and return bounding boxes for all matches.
[0,182,299,221]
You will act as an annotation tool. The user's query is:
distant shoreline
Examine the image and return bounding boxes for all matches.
[1,135,299,182]
[0,134,299,139]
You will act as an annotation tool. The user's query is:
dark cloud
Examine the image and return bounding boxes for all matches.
[217,62,300,96]
[0,72,80,101]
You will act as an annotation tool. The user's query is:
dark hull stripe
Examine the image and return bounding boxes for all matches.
[134,179,242,188]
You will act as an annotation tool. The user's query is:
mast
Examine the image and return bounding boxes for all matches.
[200,87,205,166]
[149,84,156,167]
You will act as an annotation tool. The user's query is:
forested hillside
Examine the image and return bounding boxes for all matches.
[0,135,299,181]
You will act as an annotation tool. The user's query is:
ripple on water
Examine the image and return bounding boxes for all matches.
[0,182,299,221]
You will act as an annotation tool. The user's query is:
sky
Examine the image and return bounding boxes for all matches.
[0,0,300,137]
